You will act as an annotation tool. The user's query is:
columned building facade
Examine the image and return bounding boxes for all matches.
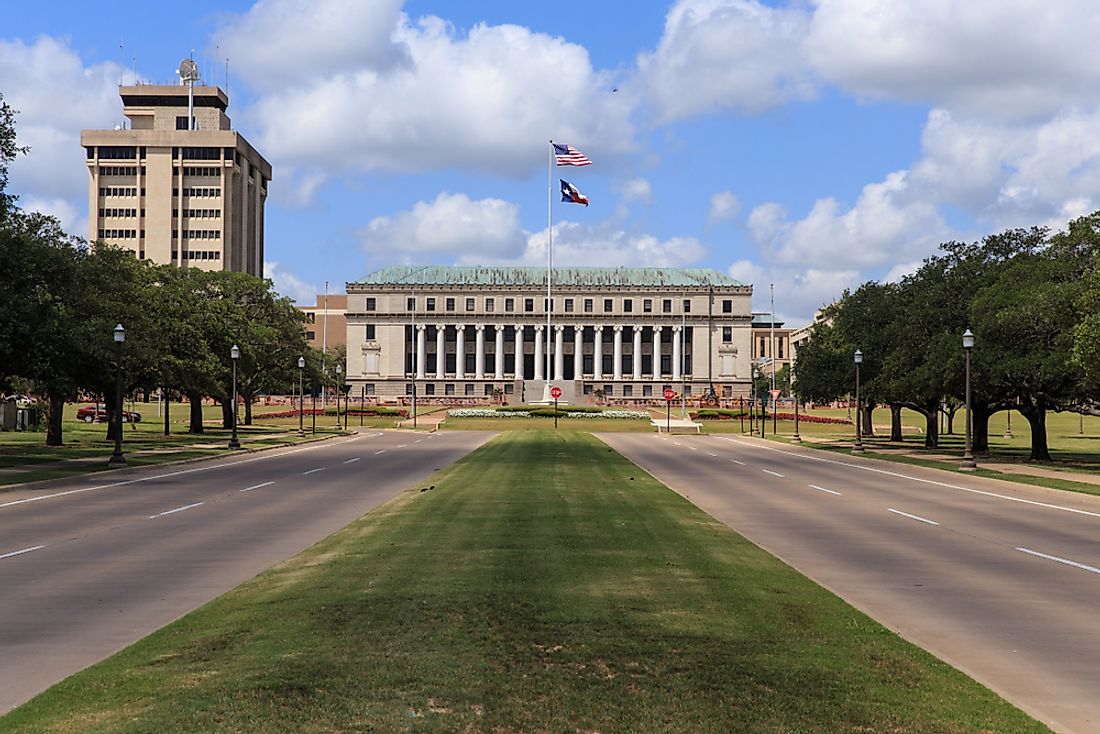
[344,266,754,403]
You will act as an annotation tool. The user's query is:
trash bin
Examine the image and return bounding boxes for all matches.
[16,406,40,431]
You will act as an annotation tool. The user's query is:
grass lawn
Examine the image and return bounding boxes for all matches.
[1,431,1046,733]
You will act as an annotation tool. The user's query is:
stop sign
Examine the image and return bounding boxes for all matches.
[550,386,562,399]
[663,388,676,401]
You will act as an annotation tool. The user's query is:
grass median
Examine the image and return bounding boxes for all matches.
[1,431,1046,733]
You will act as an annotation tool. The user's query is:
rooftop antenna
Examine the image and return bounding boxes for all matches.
[177,56,199,130]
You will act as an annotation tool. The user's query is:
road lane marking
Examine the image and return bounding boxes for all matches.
[240,481,274,492]
[730,459,746,466]
[810,484,841,496]
[0,545,45,560]
[415,439,423,444]
[716,436,1100,520]
[0,434,365,511]
[1016,547,1100,575]
[398,444,407,448]
[706,452,718,457]
[762,469,784,478]
[302,468,325,476]
[687,446,697,451]
[343,457,361,464]
[374,450,386,455]
[149,502,204,519]
[673,442,682,446]
[888,508,939,526]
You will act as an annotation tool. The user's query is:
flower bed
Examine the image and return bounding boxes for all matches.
[448,408,531,418]
[772,412,851,424]
[256,407,407,419]
[447,408,649,420]
[566,410,650,419]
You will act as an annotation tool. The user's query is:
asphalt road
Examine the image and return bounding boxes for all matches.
[0,429,494,714]
[601,432,1100,734]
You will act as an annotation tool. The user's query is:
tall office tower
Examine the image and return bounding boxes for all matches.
[80,62,272,276]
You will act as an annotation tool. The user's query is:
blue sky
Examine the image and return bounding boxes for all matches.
[5,1,1100,323]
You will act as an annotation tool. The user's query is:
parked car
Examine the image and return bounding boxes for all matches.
[76,404,142,423]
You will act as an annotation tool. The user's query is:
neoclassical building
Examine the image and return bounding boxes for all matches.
[344,266,753,403]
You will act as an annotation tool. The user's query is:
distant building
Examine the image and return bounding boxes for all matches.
[299,294,347,352]
[789,308,831,377]
[80,82,272,276]
[750,313,794,379]
[343,265,755,403]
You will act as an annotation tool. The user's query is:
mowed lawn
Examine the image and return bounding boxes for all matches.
[1,432,1046,733]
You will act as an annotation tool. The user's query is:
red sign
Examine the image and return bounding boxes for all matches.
[769,389,781,401]
[663,388,676,401]
[550,386,563,399]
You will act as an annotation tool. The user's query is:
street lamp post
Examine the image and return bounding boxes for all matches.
[792,388,801,443]
[297,356,306,438]
[335,363,343,429]
[961,328,977,470]
[853,349,864,453]
[751,367,759,435]
[229,344,241,449]
[108,324,127,466]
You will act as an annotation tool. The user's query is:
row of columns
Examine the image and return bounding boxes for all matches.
[413,324,687,381]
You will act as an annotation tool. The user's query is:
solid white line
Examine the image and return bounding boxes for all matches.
[730,458,746,466]
[374,449,386,455]
[717,436,1100,520]
[149,502,204,519]
[0,434,365,511]
[762,469,784,478]
[343,457,361,464]
[302,468,325,476]
[1016,547,1100,575]
[809,484,841,496]
[888,508,939,526]
[240,481,274,492]
[0,545,45,560]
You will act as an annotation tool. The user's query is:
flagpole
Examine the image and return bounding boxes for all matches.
[547,139,553,390]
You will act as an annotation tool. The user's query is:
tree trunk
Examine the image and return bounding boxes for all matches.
[1020,404,1052,461]
[972,404,992,454]
[244,395,253,426]
[187,391,205,434]
[163,387,171,437]
[862,402,875,437]
[221,400,233,429]
[45,394,64,446]
[104,387,119,443]
[922,409,939,448]
[889,404,903,442]
[945,407,955,435]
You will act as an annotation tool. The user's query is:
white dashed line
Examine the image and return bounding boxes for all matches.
[1016,547,1100,575]
[762,469,784,478]
[374,449,386,455]
[0,545,45,560]
[343,457,361,464]
[809,484,841,496]
[240,481,274,492]
[302,468,325,476]
[149,502,204,519]
[706,452,718,457]
[730,458,746,466]
[888,508,939,526]
[397,444,407,449]
[687,446,697,451]
[415,439,423,444]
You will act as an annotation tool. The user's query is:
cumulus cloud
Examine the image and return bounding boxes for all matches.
[638,0,816,122]
[618,178,652,204]
[359,192,524,259]
[728,259,858,326]
[265,260,318,304]
[218,5,635,177]
[708,190,740,223]
[499,221,707,269]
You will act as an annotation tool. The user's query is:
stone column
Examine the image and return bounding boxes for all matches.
[573,326,583,378]
[435,325,445,379]
[672,325,682,380]
[494,325,505,379]
[632,326,643,380]
[534,325,545,380]
[416,324,427,379]
[514,324,525,378]
[612,325,624,380]
[554,325,565,381]
[475,325,486,379]
[652,326,663,379]
[455,325,466,379]
[593,326,604,380]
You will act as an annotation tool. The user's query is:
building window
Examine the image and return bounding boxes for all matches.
[722,299,733,313]
[565,298,574,312]
[445,383,455,395]
[366,297,376,311]
[365,325,376,340]
[778,338,784,359]
[663,299,672,313]
[466,297,475,311]
[544,298,553,312]
[426,297,436,312]
[644,299,653,313]
[465,383,474,396]
[723,327,732,343]
[603,298,613,313]
[406,383,414,395]
[624,299,633,313]
[683,299,691,313]
[176,116,190,130]
[305,331,316,340]
[446,297,455,312]
[407,297,415,311]
[425,384,436,396]
[524,298,534,312]
[759,337,767,355]
[505,298,514,312]
[484,384,495,396]
[365,384,375,395]
[584,298,593,313]
[623,385,633,397]
[504,384,514,394]
[486,298,494,312]
[603,384,614,396]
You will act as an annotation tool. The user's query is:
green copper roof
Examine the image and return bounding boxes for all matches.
[353,266,743,287]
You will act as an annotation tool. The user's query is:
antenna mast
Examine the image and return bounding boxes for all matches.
[177,56,199,131]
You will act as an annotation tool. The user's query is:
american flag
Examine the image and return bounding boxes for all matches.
[553,142,592,166]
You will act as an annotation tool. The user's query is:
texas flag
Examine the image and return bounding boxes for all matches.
[560,179,589,207]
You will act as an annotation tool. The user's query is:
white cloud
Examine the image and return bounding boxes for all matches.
[638,0,816,122]
[499,221,707,269]
[21,196,82,236]
[264,260,318,304]
[618,178,652,205]
[708,190,740,223]
[728,259,857,327]
[220,6,635,177]
[359,192,524,258]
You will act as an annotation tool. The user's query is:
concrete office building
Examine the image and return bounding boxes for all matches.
[80,82,272,276]
[344,266,754,403]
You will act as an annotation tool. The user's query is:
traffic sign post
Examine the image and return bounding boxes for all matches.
[770,389,781,435]
[664,388,676,432]
[550,386,562,429]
